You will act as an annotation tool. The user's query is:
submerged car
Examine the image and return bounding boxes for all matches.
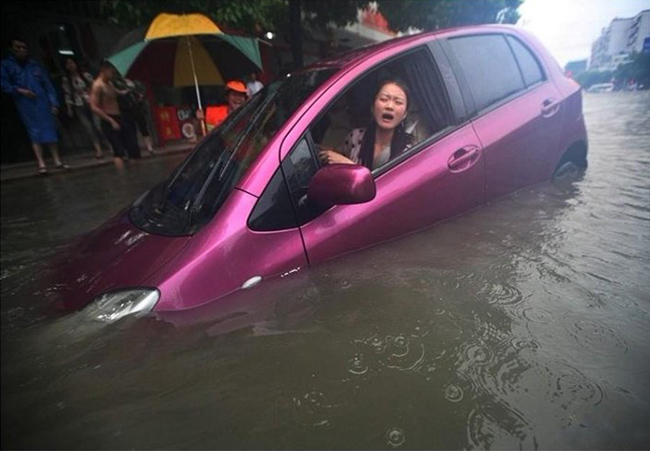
[586,82,615,93]
[53,25,588,320]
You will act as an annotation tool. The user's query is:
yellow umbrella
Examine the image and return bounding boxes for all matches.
[145,12,221,39]
[146,13,223,111]
[173,36,224,88]
[108,13,262,132]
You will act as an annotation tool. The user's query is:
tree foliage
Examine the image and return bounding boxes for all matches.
[574,70,614,89]
[100,0,283,31]
[615,52,650,88]
[100,0,364,33]
[376,0,523,31]
[101,0,522,34]
[575,53,650,90]
[100,0,524,68]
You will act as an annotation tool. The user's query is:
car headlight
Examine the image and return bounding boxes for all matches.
[83,289,160,322]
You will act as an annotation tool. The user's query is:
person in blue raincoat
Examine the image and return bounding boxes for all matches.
[1,37,68,174]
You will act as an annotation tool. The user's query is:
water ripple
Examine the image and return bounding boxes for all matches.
[385,427,406,448]
[570,319,628,356]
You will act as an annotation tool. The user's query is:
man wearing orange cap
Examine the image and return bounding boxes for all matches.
[198,80,248,131]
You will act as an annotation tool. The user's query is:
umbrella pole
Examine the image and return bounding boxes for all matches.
[186,36,207,136]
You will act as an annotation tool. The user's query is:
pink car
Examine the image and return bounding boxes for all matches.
[53,25,587,321]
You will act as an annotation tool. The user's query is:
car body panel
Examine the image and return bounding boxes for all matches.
[52,212,191,310]
[148,189,307,311]
[472,80,564,200]
[298,125,484,264]
[51,25,587,313]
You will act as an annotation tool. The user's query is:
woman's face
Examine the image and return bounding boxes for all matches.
[372,82,408,130]
[65,58,78,73]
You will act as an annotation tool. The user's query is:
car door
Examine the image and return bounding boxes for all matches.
[442,33,564,201]
[278,43,486,265]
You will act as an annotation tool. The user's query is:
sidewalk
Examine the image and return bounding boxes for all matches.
[0,141,195,183]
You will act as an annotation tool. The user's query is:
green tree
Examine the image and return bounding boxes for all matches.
[100,0,286,31]
[574,70,613,89]
[376,0,523,31]
[100,0,363,68]
[615,52,650,89]
[101,0,523,69]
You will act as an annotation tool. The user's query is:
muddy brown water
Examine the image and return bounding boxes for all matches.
[1,92,649,449]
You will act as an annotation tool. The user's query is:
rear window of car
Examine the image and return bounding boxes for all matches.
[506,35,545,87]
[448,34,525,112]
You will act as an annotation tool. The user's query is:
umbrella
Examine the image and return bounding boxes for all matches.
[107,13,262,114]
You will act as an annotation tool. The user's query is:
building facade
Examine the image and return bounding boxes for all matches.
[590,9,650,71]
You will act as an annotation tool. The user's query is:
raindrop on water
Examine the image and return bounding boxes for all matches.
[444,384,464,403]
[348,355,368,375]
[386,427,406,447]
[340,280,352,290]
[466,345,494,366]
[369,337,386,354]
[390,335,410,357]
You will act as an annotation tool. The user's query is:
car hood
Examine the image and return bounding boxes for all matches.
[50,210,191,310]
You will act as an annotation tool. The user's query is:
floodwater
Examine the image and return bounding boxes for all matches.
[1,92,649,450]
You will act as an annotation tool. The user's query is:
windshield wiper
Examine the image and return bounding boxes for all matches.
[189,90,279,215]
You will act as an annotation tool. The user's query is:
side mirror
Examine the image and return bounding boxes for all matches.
[308,164,376,206]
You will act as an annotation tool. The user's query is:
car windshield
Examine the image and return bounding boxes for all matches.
[130,68,337,236]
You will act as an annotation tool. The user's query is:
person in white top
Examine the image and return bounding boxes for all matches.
[319,79,413,170]
[62,57,105,159]
[246,72,264,97]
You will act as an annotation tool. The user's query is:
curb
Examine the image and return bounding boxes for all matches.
[1,144,194,183]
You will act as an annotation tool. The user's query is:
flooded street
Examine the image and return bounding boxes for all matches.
[2,92,649,449]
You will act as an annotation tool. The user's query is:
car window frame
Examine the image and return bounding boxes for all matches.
[248,38,481,232]
[439,32,551,120]
[504,34,547,89]
[305,43,461,179]
[249,131,328,232]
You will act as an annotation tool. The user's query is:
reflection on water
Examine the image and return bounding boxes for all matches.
[2,93,649,449]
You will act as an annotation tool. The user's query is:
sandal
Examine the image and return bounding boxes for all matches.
[38,167,48,175]
[55,163,70,170]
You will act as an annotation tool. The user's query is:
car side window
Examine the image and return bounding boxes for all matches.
[311,46,453,172]
[506,35,545,87]
[248,163,297,231]
[283,137,330,225]
[447,34,525,112]
[249,136,328,231]
[250,47,455,231]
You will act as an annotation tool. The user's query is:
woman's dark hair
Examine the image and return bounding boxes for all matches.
[358,78,413,169]
[62,56,80,75]
[99,60,117,73]
[9,36,27,47]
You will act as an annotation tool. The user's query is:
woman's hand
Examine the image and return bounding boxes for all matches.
[319,149,355,165]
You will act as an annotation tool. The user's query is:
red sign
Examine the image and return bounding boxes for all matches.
[154,106,181,143]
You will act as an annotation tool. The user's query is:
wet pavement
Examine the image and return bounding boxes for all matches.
[1,91,649,449]
[0,141,194,183]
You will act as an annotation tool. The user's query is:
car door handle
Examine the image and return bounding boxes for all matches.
[448,146,480,171]
[541,98,560,117]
